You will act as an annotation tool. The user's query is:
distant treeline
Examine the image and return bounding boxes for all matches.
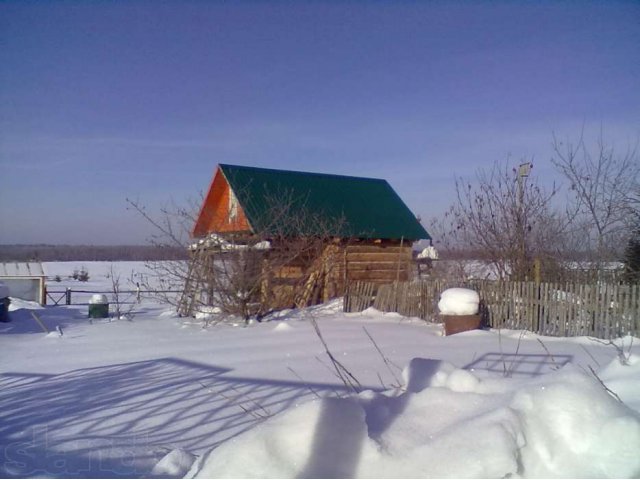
[0,244,188,262]
[1,244,604,263]
[436,248,609,262]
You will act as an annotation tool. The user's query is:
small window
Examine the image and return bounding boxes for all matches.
[228,189,238,222]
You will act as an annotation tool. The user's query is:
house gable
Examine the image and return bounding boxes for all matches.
[192,166,252,237]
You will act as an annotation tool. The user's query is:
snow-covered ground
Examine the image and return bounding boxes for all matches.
[1,262,639,478]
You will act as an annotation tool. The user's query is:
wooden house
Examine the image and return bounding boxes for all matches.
[185,164,430,313]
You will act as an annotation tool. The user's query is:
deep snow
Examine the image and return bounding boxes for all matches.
[0,261,639,478]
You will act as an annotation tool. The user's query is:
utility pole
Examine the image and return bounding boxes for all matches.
[517,162,532,279]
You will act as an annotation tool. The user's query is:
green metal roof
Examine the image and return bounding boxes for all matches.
[219,164,430,240]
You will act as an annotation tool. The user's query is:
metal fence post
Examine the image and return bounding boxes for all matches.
[66,288,71,305]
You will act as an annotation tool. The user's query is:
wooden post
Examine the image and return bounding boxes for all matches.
[395,237,404,284]
[40,278,46,305]
[533,258,541,285]
[343,246,348,294]
[30,311,49,334]
[65,288,71,305]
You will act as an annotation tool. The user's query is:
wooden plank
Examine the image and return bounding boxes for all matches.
[535,282,541,334]
[608,284,615,338]
[578,283,585,336]
[346,253,412,262]
[522,282,528,331]
[529,282,535,332]
[526,282,532,331]
[558,283,566,337]
[539,283,546,335]
[568,283,575,336]
[586,284,595,337]
[626,284,632,335]
[602,284,609,339]
[603,283,609,338]
[347,270,412,281]
[347,261,412,271]
[271,277,304,286]
[610,284,617,337]
[541,282,548,335]
[522,281,527,330]
[548,282,557,336]
[511,282,518,329]
[618,285,631,335]
[634,284,640,336]
[274,266,304,279]
[30,311,49,333]
[345,245,411,254]
[552,282,559,336]
[593,283,601,338]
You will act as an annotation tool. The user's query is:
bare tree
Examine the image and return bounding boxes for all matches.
[441,159,564,281]
[126,196,201,307]
[184,190,349,322]
[128,190,349,323]
[551,129,640,269]
[107,264,137,320]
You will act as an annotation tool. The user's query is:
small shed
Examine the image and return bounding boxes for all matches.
[0,262,46,304]
[187,164,431,312]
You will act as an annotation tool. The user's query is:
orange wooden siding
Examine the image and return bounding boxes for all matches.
[192,167,252,237]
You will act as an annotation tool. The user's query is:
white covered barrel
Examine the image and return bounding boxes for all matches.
[438,288,481,335]
[89,294,109,319]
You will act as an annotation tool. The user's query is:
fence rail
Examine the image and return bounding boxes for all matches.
[44,288,183,306]
[345,280,640,339]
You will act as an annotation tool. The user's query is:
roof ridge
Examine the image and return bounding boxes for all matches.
[219,164,387,183]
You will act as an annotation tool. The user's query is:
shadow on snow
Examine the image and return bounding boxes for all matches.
[0,351,573,478]
[0,358,361,478]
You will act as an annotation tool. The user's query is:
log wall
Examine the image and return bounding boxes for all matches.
[264,240,415,309]
[188,239,417,312]
[343,244,413,285]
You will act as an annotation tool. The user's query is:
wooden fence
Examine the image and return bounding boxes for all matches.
[344,280,640,339]
[44,288,183,306]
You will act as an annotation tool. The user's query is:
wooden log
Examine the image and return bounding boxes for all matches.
[271,277,304,286]
[347,270,411,281]
[274,266,304,279]
[347,261,412,271]
[631,284,640,337]
[346,253,412,262]
[345,245,411,254]
[623,284,631,335]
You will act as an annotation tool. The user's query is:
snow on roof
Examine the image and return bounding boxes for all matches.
[0,262,45,277]
[189,233,271,252]
[417,246,439,260]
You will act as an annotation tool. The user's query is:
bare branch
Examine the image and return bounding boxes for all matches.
[442,159,564,281]
[551,130,640,267]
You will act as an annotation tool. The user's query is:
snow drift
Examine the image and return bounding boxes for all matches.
[189,358,640,478]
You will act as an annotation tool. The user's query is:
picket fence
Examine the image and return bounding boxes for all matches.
[344,279,640,339]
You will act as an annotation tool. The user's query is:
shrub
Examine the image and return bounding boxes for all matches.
[77,268,90,282]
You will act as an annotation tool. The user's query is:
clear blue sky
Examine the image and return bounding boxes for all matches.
[1,1,638,245]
